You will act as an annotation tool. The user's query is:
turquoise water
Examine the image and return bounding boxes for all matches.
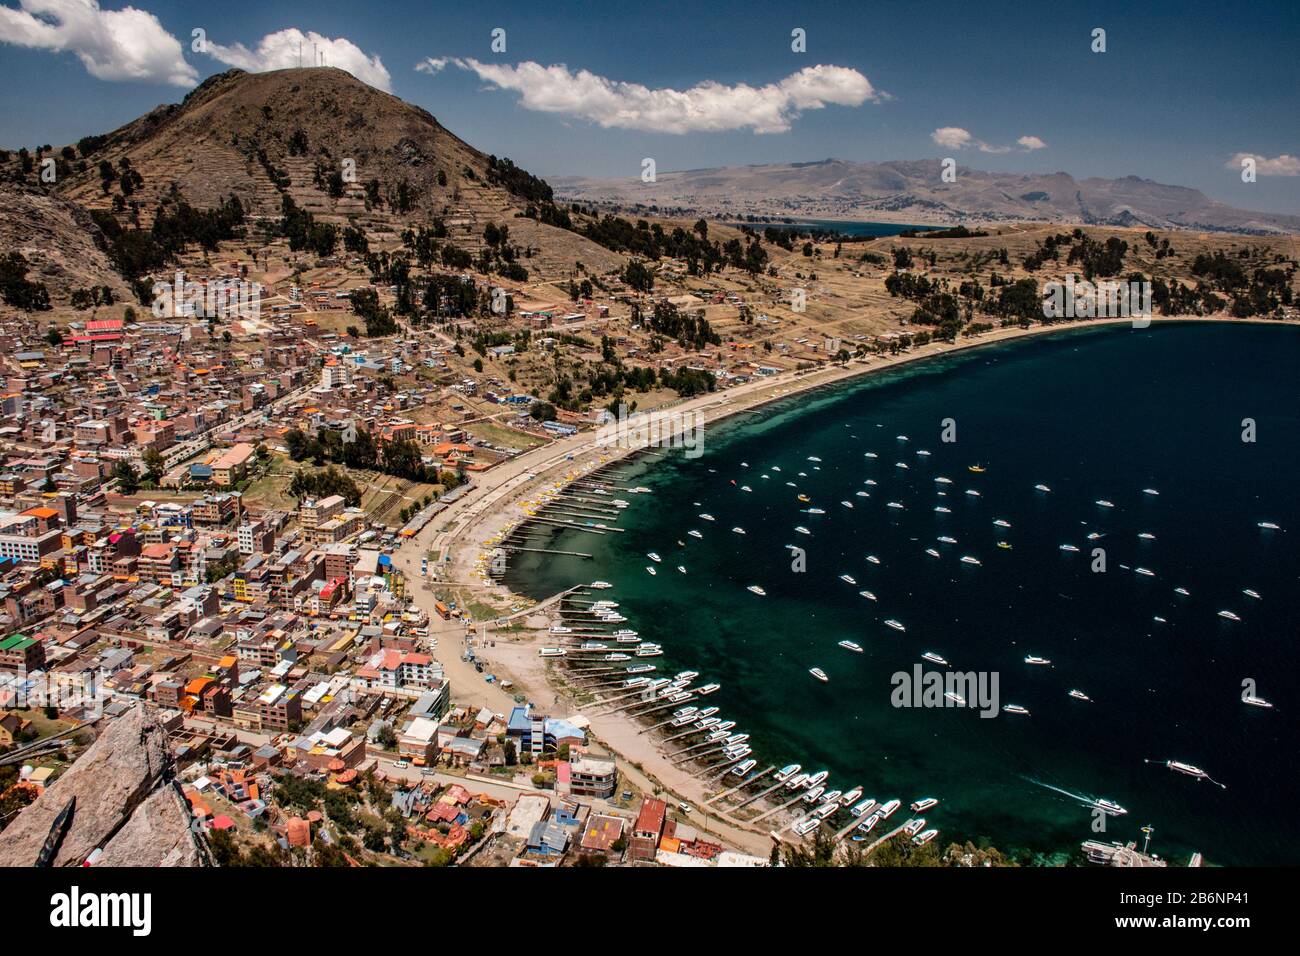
[506,322,1300,865]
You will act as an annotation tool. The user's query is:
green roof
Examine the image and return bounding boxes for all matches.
[0,634,36,651]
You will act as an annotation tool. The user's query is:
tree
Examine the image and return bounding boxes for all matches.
[112,459,140,494]
[142,447,165,484]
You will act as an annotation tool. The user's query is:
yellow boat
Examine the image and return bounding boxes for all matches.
[797,494,811,503]
[968,464,986,473]
[997,541,1012,550]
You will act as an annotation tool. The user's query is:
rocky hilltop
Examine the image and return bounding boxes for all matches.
[0,705,202,867]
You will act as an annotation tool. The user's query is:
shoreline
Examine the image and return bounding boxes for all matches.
[394,314,1296,857]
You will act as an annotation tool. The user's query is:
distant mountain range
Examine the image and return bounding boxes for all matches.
[554,158,1300,235]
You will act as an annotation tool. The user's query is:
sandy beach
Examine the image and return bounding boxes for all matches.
[392,315,1294,853]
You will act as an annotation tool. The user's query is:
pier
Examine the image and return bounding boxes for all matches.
[704,765,774,804]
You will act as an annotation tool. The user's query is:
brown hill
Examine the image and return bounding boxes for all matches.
[0,180,133,305]
[52,67,621,275]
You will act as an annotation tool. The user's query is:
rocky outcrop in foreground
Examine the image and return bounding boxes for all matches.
[0,705,201,867]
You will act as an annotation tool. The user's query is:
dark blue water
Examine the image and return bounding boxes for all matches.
[507,322,1300,865]
[730,219,938,238]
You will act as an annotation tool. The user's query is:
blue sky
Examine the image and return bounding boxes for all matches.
[2,0,1298,211]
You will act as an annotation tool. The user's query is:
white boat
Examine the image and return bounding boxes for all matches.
[896,435,909,442]
[864,452,878,459]
[695,707,719,718]
[675,670,699,682]
[925,548,940,558]
[917,450,931,457]
[1095,499,1115,508]
[820,790,844,806]
[1174,587,1190,596]
[903,818,926,837]
[647,552,662,563]
[677,566,687,574]
[1143,488,1160,496]
[795,526,811,535]
[841,501,854,509]
[792,817,821,836]
[921,652,949,666]
[934,506,952,514]
[895,462,910,470]
[1134,567,1154,577]
[1068,689,1092,702]
[960,555,981,566]
[1138,532,1156,540]
[730,758,758,777]
[965,489,981,497]
[1166,760,1215,782]
[935,477,953,485]
[589,581,613,589]
[1217,610,1241,622]
[851,798,878,817]
[1024,655,1051,665]
[937,536,957,544]
[877,799,901,819]
[884,619,905,632]
[857,813,880,834]
[809,667,829,682]
[699,513,715,521]
[539,647,566,657]
[866,555,881,565]
[838,640,864,653]
[785,773,811,790]
[698,683,720,695]
[807,456,822,462]
[741,485,752,492]
[856,490,870,498]
[604,653,631,661]
[645,566,657,576]
[1093,798,1127,817]
[1002,704,1030,715]
[687,529,703,539]
[805,771,829,789]
[774,764,801,783]
[944,691,967,706]
[732,526,746,535]
[1243,588,1261,600]
[1257,521,1281,530]
[1059,544,1080,552]
[993,519,1011,528]
[747,585,767,596]
[839,574,858,585]
[627,664,655,673]
[859,590,877,601]
[1243,694,1273,709]
[841,788,863,806]
[550,625,572,634]
[1034,483,1051,492]
[913,828,938,846]
[887,501,905,510]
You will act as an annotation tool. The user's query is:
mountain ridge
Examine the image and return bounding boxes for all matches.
[554,158,1300,235]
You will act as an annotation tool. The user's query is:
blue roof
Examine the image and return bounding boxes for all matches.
[507,706,532,733]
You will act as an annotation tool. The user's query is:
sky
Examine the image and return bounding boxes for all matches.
[2,0,1298,212]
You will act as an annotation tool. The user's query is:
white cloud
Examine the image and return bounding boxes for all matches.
[932,127,1046,153]
[206,28,391,91]
[1226,152,1300,176]
[427,58,885,134]
[415,56,447,75]
[931,126,973,149]
[0,0,196,86]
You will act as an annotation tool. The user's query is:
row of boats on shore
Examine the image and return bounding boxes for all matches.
[772,762,940,844]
